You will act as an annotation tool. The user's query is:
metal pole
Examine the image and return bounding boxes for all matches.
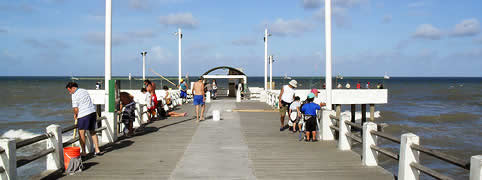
[264,28,268,90]
[325,0,333,110]
[178,28,182,86]
[269,55,273,90]
[105,0,112,113]
[141,52,146,80]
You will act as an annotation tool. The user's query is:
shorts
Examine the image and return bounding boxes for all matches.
[78,112,96,131]
[193,95,204,105]
[180,90,187,98]
[279,101,291,116]
[304,115,317,132]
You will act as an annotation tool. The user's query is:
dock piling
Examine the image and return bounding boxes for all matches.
[363,122,378,166]
[398,133,420,180]
[338,114,351,150]
[470,155,482,180]
[370,104,375,121]
[0,139,16,180]
[46,124,64,171]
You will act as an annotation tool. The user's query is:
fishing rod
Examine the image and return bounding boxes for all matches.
[149,68,178,86]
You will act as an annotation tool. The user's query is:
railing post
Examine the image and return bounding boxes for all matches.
[363,122,378,166]
[0,139,17,180]
[46,124,64,171]
[398,133,420,180]
[470,155,482,180]
[101,112,117,144]
[133,103,142,128]
[321,110,335,140]
[338,114,351,150]
[84,131,94,153]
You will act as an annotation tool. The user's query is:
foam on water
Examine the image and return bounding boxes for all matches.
[1,129,39,140]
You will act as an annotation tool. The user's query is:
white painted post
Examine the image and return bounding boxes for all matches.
[101,112,116,145]
[236,83,242,102]
[178,28,182,86]
[269,55,273,90]
[321,110,335,140]
[470,155,482,180]
[46,124,64,171]
[133,103,142,128]
[206,91,211,103]
[104,0,112,114]
[398,133,420,180]
[363,122,378,166]
[264,28,268,90]
[324,0,333,110]
[338,114,351,150]
[141,52,147,80]
[0,139,16,180]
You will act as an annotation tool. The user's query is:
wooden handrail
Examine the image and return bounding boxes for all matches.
[17,147,55,168]
[369,130,401,144]
[62,137,79,147]
[344,121,362,130]
[16,133,51,150]
[410,162,454,180]
[411,144,470,170]
[370,145,399,160]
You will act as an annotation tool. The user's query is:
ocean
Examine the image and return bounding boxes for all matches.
[0,76,480,179]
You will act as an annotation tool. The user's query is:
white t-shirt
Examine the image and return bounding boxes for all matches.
[71,88,96,118]
[289,101,301,110]
[145,92,152,108]
[281,85,295,103]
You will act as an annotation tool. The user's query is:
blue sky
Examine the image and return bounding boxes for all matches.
[1,0,481,77]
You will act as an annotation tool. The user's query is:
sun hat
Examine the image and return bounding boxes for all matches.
[180,79,184,82]
[307,92,315,99]
[311,88,319,94]
[289,80,298,88]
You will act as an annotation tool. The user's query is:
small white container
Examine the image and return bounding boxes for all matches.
[213,110,220,121]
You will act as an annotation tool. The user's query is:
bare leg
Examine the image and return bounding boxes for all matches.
[200,104,205,120]
[89,130,101,153]
[78,129,87,155]
[195,105,199,122]
[312,131,317,141]
[280,115,285,128]
[128,121,134,135]
[305,132,310,141]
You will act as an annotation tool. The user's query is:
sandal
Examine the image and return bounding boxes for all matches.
[94,151,104,156]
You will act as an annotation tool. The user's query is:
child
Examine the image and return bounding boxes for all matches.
[141,88,152,122]
[288,96,302,133]
[301,93,321,142]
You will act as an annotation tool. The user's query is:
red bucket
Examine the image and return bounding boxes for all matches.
[63,147,80,170]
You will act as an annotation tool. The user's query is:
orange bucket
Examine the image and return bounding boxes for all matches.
[63,147,81,170]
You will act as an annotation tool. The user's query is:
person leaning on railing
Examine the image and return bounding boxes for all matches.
[65,82,104,156]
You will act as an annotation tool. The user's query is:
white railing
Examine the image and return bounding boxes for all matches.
[0,90,186,180]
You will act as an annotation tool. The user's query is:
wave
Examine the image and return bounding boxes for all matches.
[338,111,381,123]
[412,112,480,123]
[1,129,39,140]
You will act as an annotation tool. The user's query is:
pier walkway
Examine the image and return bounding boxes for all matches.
[53,99,393,180]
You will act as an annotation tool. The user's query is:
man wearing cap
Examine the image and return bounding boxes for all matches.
[301,92,321,142]
[310,88,327,107]
[278,80,297,131]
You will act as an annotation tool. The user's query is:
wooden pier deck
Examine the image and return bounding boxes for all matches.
[50,99,393,180]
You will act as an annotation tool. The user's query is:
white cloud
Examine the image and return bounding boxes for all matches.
[232,36,258,46]
[0,28,7,33]
[269,18,314,37]
[475,36,482,44]
[413,24,443,40]
[150,46,172,63]
[84,30,157,46]
[159,13,199,29]
[128,0,148,10]
[302,0,321,9]
[23,38,69,49]
[313,7,351,28]
[382,15,392,24]
[450,18,480,37]
[334,0,369,8]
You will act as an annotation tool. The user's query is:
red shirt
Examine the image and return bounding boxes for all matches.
[356,83,361,89]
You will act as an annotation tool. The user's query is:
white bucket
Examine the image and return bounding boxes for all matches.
[213,110,220,121]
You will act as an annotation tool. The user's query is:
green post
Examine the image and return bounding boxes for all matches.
[109,80,115,112]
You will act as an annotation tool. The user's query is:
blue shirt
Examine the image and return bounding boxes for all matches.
[301,102,321,116]
[180,82,187,91]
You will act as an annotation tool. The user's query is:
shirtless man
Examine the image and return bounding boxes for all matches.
[192,77,205,122]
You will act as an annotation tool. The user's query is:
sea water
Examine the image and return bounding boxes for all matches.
[0,76,480,179]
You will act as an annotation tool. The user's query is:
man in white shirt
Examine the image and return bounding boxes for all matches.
[66,82,103,156]
[278,80,297,131]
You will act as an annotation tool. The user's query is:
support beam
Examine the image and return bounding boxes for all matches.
[104,0,112,114]
[178,28,182,86]
[398,133,420,180]
[324,0,333,110]
[361,104,367,125]
[264,28,269,90]
[351,104,356,123]
[370,104,375,121]
[0,139,16,180]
